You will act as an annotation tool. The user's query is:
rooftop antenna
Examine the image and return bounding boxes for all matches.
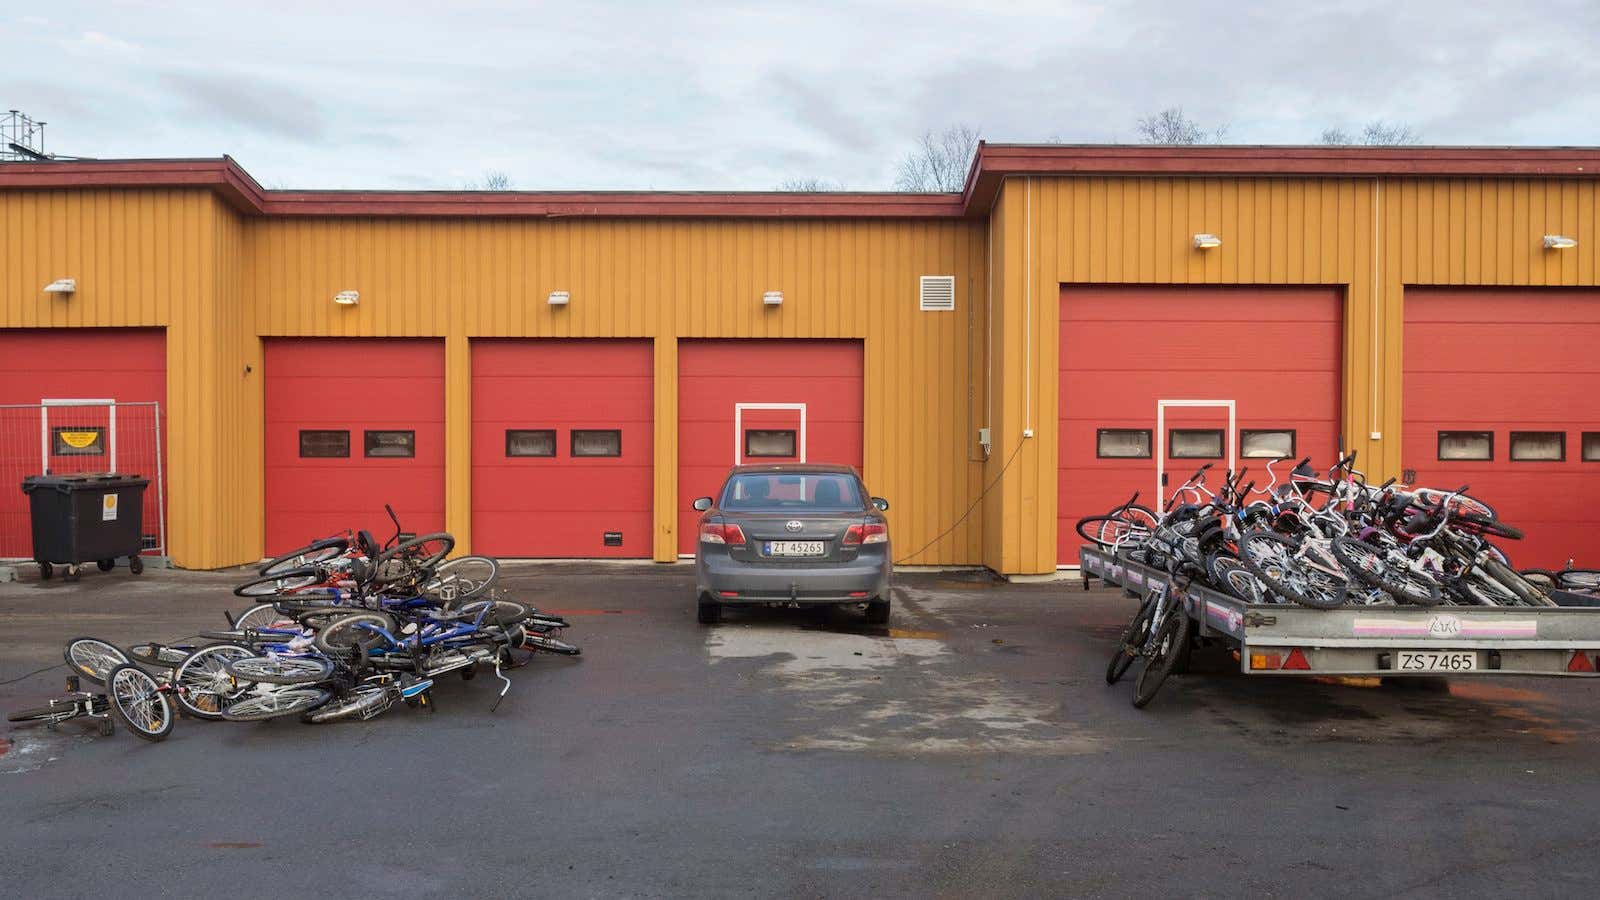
[2,110,50,161]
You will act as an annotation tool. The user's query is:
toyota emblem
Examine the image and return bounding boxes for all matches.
[785,520,803,532]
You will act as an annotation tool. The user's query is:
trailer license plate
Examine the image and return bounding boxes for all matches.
[765,541,824,557]
[1396,650,1477,672]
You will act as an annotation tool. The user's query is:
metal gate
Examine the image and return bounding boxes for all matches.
[0,401,166,560]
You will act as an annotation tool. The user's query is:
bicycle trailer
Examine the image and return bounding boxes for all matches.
[1081,545,1600,678]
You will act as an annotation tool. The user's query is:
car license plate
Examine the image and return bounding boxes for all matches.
[1395,650,1477,672]
[765,541,824,557]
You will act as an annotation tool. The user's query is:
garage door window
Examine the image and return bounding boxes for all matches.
[1584,433,1600,462]
[571,429,621,458]
[1510,431,1564,462]
[364,430,415,458]
[1240,429,1295,459]
[1169,429,1223,459]
[744,429,797,458]
[505,429,556,458]
[1096,429,1151,459]
[1437,431,1492,461]
[299,430,349,458]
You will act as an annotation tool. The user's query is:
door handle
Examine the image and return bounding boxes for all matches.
[1161,473,1169,487]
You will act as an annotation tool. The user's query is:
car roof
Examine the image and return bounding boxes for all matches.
[727,463,859,476]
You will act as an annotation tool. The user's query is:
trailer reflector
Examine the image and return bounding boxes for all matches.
[1250,652,1281,670]
[1567,651,1595,673]
[1282,648,1312,671]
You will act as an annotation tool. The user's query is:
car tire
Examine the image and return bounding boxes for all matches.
[697,598,722,625]
[864,597,891,625]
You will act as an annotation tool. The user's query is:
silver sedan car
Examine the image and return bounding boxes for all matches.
[692,464,891,624]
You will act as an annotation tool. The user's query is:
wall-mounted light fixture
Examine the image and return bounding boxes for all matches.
[1193,233,1222,250]
[333,290,360,306]
[763,291,784,307]
[43,278,76,295]
[1544,234,1578,250]
[548,290,570,307]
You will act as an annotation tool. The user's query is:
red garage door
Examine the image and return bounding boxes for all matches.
[678,340,864,555]
[471,340,652,557]
[264,339,445,555]
[1058,287,1343,565]
[0,329,167,559]
[1404,289,1600,569]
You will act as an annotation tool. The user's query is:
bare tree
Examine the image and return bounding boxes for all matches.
[776,177,846,192]
[1319,121,1422,146]
[894,124,980,192]
[464,170,514,190]
[1135,107,1228,144]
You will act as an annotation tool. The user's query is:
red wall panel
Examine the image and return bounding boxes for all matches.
[1058,287,1343,564]
[678,340,864,554]
[1404,289,1600,568]
[0,329,167,559]
[471,340,653,557]
[263,339,445,554]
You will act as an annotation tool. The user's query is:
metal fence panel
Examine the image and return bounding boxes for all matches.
[0,401,166,560]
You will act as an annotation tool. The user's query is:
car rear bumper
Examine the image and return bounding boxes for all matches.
[697,553,890,604]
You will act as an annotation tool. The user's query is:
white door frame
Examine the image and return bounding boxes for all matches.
[40,398,117,474]
[733,402,807,465]
[1156,399,1235,506]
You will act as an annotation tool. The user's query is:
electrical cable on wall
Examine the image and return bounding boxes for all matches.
[895,438,1026,566]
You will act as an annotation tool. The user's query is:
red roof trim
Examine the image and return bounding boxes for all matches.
[3,146,1599,220]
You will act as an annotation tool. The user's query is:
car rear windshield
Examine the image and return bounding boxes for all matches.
[720,473,864,510]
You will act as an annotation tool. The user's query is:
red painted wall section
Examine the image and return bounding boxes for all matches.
[263,339,445,555]
[1403,289,1600,568]
[1058,287,1343,564]
[677,340,865,555]
[0,329,167,559]
[471,340,653,557]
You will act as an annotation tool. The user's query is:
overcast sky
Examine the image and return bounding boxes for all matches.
[7,1,1599,191]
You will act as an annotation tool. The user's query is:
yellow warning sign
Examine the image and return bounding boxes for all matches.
[59,431,100,449]
[102,493,118,522]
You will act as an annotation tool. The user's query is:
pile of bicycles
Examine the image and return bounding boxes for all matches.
[8,506,579,742]
[1078,453,1564,611]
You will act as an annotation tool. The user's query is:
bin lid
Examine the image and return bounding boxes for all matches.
[21,473,150,494]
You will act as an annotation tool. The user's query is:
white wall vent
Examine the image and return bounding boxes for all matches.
[919,275,955,311]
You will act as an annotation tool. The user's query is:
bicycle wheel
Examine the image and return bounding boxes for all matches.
[1076,515,1149,550]
[456,599,531,627]
[1106,597,1156,685]
[173,644,257,719]
[1240,531,1348,610]
[64,637,130,685]
[1132,609,1190,709]
[370,533,456,586]
[234,603,296,632]
[221,687,332,721]
[314,612,397,656]
[1557,569,1600,591]
[1207,554,1263,603]
[127,643,194,670]
[424,555,501,604]
[233,568,324,598]
[225,655,334,685]
[106,664,174,741]
[1520,568,1559,590]
[260,537,351,577]
[1332,537,1441,607]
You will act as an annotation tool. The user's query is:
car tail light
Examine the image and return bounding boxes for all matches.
[699,523,746,546]
[842,523,888,545]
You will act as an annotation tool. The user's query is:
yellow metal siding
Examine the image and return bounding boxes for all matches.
[992,175,1600,573]
[242,216,989,566]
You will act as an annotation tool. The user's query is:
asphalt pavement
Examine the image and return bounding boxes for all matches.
[3,562,1599,898]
